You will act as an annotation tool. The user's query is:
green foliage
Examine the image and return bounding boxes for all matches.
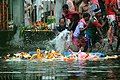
[47,17,56,25]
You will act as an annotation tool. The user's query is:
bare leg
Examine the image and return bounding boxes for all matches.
[107,26,114,50]
[116,35,120,51]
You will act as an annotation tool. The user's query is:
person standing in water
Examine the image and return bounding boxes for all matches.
[110,1,120,51]
[105,0,117,51]
[85,9,103,52]
[72,13,91,51]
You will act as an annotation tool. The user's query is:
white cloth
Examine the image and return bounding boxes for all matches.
[66,0,75,11]
[107,15,116,25]
[73,22,84,38]
[36,0,44,22]
[24,0,32,26]
[117,0,120,9]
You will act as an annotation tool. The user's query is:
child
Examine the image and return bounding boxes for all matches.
[72,13,90,51]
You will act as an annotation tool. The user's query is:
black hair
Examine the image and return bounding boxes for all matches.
[94,8,100,13]
[62,4,69,9]
[83,13,90,18]
[59,18,64,22]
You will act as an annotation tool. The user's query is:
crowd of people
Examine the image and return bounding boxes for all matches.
[56,0,120,52]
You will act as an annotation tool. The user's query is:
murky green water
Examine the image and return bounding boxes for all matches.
[0,58,120,80]
[0,30,120,80]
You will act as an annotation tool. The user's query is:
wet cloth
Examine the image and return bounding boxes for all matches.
[107,15,116,26]
[72,37,80,50]
[85,34,101,48]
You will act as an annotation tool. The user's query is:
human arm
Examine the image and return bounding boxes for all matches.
[80,17,92,31]
[101,19,107,27]
[77,22,86,32]
[80,26,88,32]
[105,0,109,16]
[96,27,103,37]
[111,3,120,15]
[92,21,103,38]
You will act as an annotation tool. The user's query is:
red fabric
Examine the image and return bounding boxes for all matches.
[72,37,80,50]
[63,11,79,23]
[79,18,87,26]
[105,0,117,15]
[63,11,79,19]
[92,21,101,27]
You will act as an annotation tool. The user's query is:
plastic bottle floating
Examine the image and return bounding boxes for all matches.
[4,49,119,62]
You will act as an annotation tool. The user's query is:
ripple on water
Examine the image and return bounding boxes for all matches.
[0,59,120,80]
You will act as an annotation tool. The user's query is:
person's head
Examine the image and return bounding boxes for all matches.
[94,9,102,19]
[59,18,65,27]
[102,0,105,2]
[62,4,69,14]
[83,0,89,4]
[83,13,90,21]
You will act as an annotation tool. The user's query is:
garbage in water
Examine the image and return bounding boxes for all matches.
[3,48,118,62]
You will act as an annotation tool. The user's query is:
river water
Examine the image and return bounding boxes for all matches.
[0,58,120,80]
[0,30,120,80]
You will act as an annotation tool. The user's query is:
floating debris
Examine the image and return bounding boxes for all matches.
[3,49,119,62]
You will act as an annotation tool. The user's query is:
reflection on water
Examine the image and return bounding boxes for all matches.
[0,59,120,80]
[0,29,120,80]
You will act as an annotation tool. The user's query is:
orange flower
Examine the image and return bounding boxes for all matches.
[36,22,41,26]
[33,23,37,27]
[41,23,46,27]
